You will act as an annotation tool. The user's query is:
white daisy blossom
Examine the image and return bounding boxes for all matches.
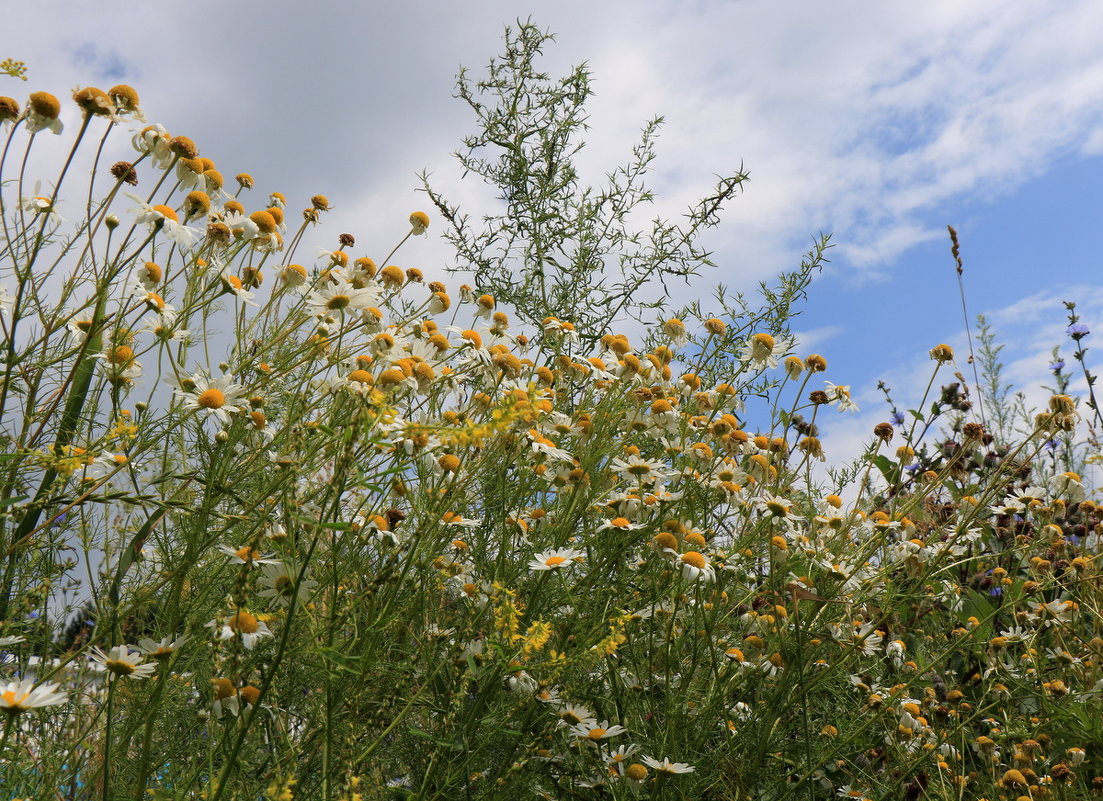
[178,372,246,426]
[0,678,67,712]
[135,635,189,660]
[125,193,199,249]
[641,755,695,774]
[257,562,319,607]
[90,645,157,679]
[569,720,629,741]
[208,611,273,650]
[823,381,859,412]
[305,278,381,318]
[217,544,281,566]
[740,333,789,370]
[528,547,585,572]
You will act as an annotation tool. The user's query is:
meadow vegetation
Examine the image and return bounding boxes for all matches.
[1,23,1102,801]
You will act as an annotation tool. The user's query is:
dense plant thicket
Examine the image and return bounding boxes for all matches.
[1,23,1102,801]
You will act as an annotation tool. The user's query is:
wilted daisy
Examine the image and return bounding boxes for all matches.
[529,547,584,572]
[25,91,64,134]
[90,645,157,679]
[178,372,246,425]
[0,679,67,713]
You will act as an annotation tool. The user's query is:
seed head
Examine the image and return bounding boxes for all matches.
[311,195,331,211]
[108,84,140,113]
[0,96,20,122]
[111,161,138,185]
[72,86,113,116]
[236,173,254,189]
[169,135,199,159]
[873,422,893,442]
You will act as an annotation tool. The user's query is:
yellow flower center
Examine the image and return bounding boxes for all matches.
[105,658,136,676]
[152,205,179,223]
[234,546,260,562]
[545,556,566,567]
[1,689,27,709]
[228,611,259,634]
[587,728,606,740]
[326,294,351,310]
[681,551,706,569]
[197,388,226,409]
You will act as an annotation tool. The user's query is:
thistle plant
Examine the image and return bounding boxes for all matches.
[0,27,1101,801]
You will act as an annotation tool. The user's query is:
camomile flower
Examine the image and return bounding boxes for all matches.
[305,278,381,318]
[409,210,430,235]
[641,756,695,774]
[135,635,189,660]
[0,285,12,318]
[610,455,672,484]
[0,679,67,713]
[178,372,246,426]
[569,720,628,742]
[823,381,859,412]
[25,91,64,134]
[125,193,199,248]
[208,610,273,650]
[132,123,173,166]
[740,332,788,370]
[257,562,318,606]
[528,547,584,572]
[217,544,281,566]
[19,182,63,225]
[678,550,716,583]
[90,645,157,679]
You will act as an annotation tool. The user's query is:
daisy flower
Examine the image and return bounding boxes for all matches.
[178,372,246,426]
[217,544,281,566]
[0,679,67,713]
[90,645,157,679]
[125,193,199,249]
[823,381,859,412]
[257,563,318,607]
[208,610,273,650]
[641,756,695,774]
[570,720,628,742]
[528,547,585,572]
[678,550,716,583]
[135,635,189,660]
[25,91,64,134]
[610,455,672,484]
[305,278,381,318]
[740,332,788,370]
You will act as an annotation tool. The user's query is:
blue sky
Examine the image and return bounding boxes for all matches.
[7,0,1103,473]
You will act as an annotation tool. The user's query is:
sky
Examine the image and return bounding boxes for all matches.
[6,0,1103,476]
